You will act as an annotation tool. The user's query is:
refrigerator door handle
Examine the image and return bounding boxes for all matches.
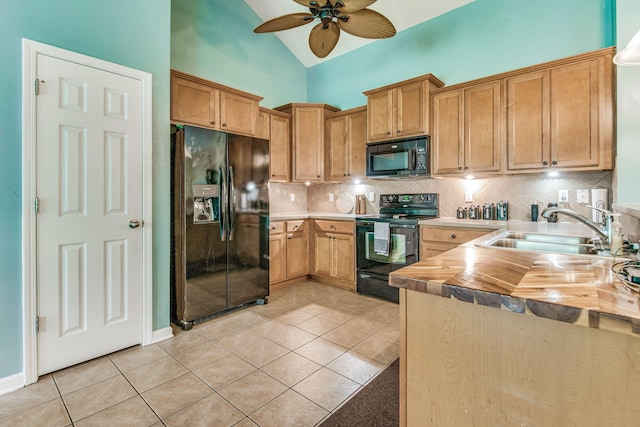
[228,165,236,241]
[219,165,227,241]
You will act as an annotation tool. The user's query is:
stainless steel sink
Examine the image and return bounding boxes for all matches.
[501,232,595,246]
[484,238,599,255]
[476,231,601,256]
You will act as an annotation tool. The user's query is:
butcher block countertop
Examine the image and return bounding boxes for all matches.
[390,219,640,338]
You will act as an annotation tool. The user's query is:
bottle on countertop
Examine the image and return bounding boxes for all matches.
[469,205,480,220]
[482,203,495,220]
[609,214,623,256]
[531,203,539,222]
[456,207,467,219]
[497,200,508,221]
[356,195,366,214]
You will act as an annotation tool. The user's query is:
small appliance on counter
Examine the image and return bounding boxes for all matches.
[469,205,480,219]
[497,200,508,221]
[456,207,468,219]
[482,203,495,220]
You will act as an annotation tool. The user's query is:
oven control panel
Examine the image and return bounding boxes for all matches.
[380,193,438,207]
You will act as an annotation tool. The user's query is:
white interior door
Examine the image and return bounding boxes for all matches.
[35,53,144,375]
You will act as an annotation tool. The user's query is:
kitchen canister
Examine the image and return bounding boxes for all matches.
[456,207,467,219]
[482,203,495,220]
[496,200,508,221]
[469,205,480,219]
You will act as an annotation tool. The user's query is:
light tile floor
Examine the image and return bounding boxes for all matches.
[0,281,399,426]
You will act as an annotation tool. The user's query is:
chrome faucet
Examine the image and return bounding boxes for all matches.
[540,206,612,242]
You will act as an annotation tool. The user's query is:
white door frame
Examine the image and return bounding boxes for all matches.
[21,39,153,385]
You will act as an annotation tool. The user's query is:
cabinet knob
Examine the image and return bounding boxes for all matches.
[397,130,401,134]
[222,123,227,127]
[451,234,456,239]
[210,121,216,125]
[317,175,320,178]
[551,160,558,166]
[458,166,463,171]
[271,174,275,177]
[464,166,469,170]
[287,235,292,239]
[543,161,549,166]
[347,173,350,176]
[344,174,347,176]
[387,132,391,136]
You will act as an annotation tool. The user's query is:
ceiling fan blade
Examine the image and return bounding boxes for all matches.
[309,21,340,58]
[337,8,396,38]
[335,0,376,13]
[254,13,314,33]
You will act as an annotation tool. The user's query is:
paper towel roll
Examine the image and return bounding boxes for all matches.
[591,188,608,223]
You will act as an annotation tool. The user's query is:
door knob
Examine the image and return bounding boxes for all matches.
[129,219,141,229]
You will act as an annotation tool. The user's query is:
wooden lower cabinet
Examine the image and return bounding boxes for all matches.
[269,220,308,288]
[311,219,356,290]
[420,225,493,260]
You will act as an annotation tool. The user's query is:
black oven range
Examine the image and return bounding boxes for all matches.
[355,193,438,303]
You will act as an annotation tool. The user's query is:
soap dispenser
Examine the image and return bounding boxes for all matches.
[609,214,623,256]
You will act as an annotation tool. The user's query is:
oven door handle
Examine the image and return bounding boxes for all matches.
[410,148,417,171]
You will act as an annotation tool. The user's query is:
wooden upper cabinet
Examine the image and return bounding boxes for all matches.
[325,106,367,181]
[254,108,270,141]
[275,103,340,183]
[364,74,444,143]
[432,81,502,176]
[506,48,614,172]
[170,70,262,137]
[269,110,291,182]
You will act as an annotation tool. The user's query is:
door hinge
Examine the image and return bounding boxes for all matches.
[35,316,39,333]
[34,197,39,214]
[35,79,40,95]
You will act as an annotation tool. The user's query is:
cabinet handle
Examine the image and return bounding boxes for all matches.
[451,234,456,239]
[347,173,350,176]
[387,132,391,135]
[344,174,347,176]
[271,174,275,177]
[317,175,320,178]
[458,166,463,170]
[551,160,557,166]
[287,234,292,239]
[543,161,548,166]
[397,130,401,135]
[210,121,216,125]
[464,166,469,170]
[222,123,227,127]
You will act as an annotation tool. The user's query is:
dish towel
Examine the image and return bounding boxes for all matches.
[374,222,390,256]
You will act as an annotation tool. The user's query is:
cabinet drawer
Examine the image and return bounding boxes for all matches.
[286,220,306,233]
[314,220,354,234]
[269,221,284,234]
[421,226,490,244]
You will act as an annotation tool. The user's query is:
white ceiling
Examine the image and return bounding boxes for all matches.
[244,0,475,67]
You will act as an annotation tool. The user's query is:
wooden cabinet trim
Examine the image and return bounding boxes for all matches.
[171,69,263,101]
[363,73,445,95]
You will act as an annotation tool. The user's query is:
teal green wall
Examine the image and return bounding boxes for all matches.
[308,0,616,109]
[171,0,307,108]
[615,0,640,203]
[0,0,171,378]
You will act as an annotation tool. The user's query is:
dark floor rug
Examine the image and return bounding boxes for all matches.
[318,358,399,427]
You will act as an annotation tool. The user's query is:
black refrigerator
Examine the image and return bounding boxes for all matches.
[171,125,270,330]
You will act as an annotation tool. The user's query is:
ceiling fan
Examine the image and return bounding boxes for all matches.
[253,0,396,58]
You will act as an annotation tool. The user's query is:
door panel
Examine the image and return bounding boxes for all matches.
[36,53,144,375]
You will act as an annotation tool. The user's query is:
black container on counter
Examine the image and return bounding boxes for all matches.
[531,204,539,222]
[456,207,467,219]
[482,203,495,220]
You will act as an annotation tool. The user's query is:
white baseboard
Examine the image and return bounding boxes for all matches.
[0,373,24,396]
[151,327,173,344]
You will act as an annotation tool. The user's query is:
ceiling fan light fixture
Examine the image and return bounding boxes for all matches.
[614,29,640,66]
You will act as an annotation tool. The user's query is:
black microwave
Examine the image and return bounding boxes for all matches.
[366,136,430,178]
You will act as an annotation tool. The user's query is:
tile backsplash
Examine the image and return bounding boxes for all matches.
[272,171,613,222]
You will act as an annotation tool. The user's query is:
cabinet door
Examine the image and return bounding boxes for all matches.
[506,71,550,170]
[432,90,464,175]
[293,106,325,182]
[313,233,333,276]
[219,91,258,136]
[269,232,286,284]
[255,109,270,140]
[396,81,426,138]
[348,109,367,178]
[171,76,219,128]
[286,231,308,278]
[549,59,599,168]
[367,90,394,142]
[326,115,349,181]
[465,81,502,173]
[269,114,290,182]
[333,233,355,282]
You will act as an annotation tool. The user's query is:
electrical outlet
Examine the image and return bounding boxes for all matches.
[558,189,569,203]
[576,189,589,204]
[368,192,375,202]
[290,193,295,202]
[328,193,334,202]
[465,191,473,203]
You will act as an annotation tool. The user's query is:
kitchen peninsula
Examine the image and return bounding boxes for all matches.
[391,220,640,426]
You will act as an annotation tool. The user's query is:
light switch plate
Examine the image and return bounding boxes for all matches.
[576,189,589,204]
[465,191,473,202]
[290,193,295,202]
[368,192,375,202]
[328,193,334,202]
[558,189,569,203]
